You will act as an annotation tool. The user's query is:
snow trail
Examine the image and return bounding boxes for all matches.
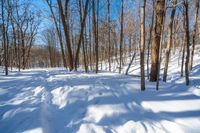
[0,67,200,133]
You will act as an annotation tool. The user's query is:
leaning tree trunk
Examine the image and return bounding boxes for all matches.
[150,0,166,82]
[163,0,177,82]
[57,0,74,71]
[74,0,89,70]
[78,0,89,72]
[45,0,67,68]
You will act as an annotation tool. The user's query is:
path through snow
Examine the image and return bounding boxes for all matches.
[0,68,200,133]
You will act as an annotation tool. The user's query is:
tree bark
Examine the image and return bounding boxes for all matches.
[75,0,90,70]
[181,32,186,77]
[184,0,190,85]
[119,0,124,74]
[147,0,155,80]
[163,0,177,82]
[140,0,146,91]
[92,0,99,73]
[1,0,8,75]
[107,0,111,72]
[45,0,67,68]
[78,0,89,72]
[150,0,166,81]
[57,0,74,71]
[189,0,199,71]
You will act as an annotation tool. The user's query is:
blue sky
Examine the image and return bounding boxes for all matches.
[32,0,138,45]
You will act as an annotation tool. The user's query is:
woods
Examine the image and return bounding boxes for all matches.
[0,0,200,89]
[1,1,200,132]
[0,0,40,73]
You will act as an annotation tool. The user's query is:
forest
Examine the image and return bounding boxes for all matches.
[0,0,200,133]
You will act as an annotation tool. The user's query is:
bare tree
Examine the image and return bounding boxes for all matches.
[75,0,90,71]
[45,0,67,68]
[150,0,166,81]
[1,0,9,75]
[57,0,74,71]
[107,0,111,71]
[183,0,190,85]
[140,0,146,90]
[163,0,177,82]
[92,0,99,73]
[189,0,199,71]
[147,0,155,80]
[119,0,124,74]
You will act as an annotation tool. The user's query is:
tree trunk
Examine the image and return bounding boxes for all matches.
[163,0,177,82]
[181,32,186,77]
[119,0,124,74]
[184,0,190,85]
[92,0,99,73]
[107,0,111,72]
[1,0,8,75]
[75,0,90,70]
[150,0,166,81]
[189,0,199,71]
[140,0,146,91]
[45,0,67,68]
[89,12,92,71]
[147,0,155,80]
[78,0,89,72]
[126,52,136,75]
[57,0,74,71]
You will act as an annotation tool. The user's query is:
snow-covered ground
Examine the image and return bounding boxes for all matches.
[0,53,200,133]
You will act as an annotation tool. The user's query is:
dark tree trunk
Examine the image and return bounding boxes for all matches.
[119,0,124,74]
[150,0,166,81]
[57,0,74,71]
[184,0,190,85]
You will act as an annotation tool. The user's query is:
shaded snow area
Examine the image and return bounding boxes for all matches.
[0,68,200,133]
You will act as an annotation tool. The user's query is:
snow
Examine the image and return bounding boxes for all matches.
[22,128,43,133]
[0,54,200,133]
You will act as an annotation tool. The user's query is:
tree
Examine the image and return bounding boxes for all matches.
[92,0,99,73]
[107,0,111,72]
[150,0,166,81]
[57,0,74,71]
[147,0,155,80]
[140,0,146,90]
[119,0,124,74]
[189,0,199,71]
[43,28,57,67]
[163,0,177,82]
[183,0,190,85]
[45,0,67,68]
[75,0,90,71]
[1,0,9,75]
[181,29,186,77]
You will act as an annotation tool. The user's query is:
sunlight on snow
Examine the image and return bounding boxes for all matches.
[2,107,37,120]
[141,100,200,113]
[84,104,128,123]
[22,127,43,133]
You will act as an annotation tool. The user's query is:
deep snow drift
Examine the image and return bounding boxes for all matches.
[0,54,200,133]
